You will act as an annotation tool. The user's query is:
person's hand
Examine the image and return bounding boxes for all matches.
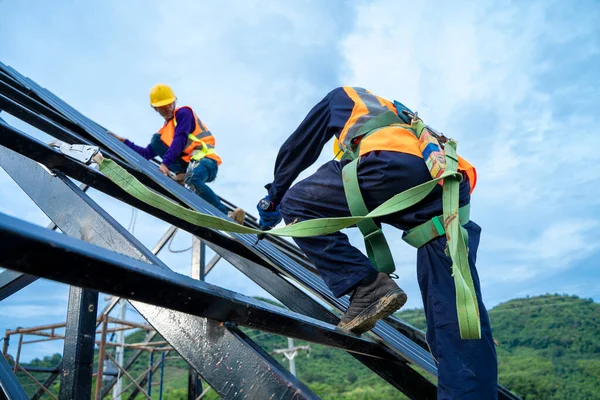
[107,131,126,142]
[256,196,282,230]
[159,163,170,176]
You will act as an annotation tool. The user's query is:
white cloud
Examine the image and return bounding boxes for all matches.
[341,0,600,302]
[0,304,66,318]
[483,219,599,282]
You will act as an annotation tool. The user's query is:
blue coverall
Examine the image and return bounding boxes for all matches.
[268,87,498,399]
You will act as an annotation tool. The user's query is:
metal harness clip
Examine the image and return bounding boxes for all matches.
[49,140,100,165]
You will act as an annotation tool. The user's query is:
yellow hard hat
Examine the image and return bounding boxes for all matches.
[333,137,343,160]
[149,84,176,107]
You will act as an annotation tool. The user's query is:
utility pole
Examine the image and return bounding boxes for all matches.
[272,338,310,376]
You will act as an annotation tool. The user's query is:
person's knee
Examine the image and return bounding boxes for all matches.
[184,169,203,192]
[279,191,297,224]
[150,133,162,149]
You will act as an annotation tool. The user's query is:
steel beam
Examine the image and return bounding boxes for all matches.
[0,123,437,395]
[0,208,401,361]
[0,270,36,302]
[59,288,99,400]
[0,149,323,398]
[0,353,28,400]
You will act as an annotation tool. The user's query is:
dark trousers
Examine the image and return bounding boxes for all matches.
[280,150,498,399]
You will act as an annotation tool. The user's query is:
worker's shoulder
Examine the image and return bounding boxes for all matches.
[325,86,371,101]
[321,86,351,103]
[174,106,197,122]
[176,105,194,115]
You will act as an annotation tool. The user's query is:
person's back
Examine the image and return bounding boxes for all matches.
[257,86,498,399]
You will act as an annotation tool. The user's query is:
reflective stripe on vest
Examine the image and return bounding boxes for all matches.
[339,87,396,151]
[158,106,222,165]
[338,87,477,194]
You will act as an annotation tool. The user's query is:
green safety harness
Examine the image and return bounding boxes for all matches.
[338,110,480,339]
[94,111,481,339]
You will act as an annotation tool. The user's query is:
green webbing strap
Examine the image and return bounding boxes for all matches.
[98,152,480,338]
[410,117,428,139]
[402,204,471,248]
[340,111,405,162]
[354,111,403,138]
[439,142,480,339]
[97,157,460,238]
[341,158,395,274]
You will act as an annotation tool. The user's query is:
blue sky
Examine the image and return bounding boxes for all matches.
[0,0,599,362]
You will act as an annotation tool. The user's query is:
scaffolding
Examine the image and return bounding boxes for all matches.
[2,315,177,399]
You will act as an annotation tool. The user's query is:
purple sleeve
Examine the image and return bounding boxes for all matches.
[124,139,157,160]
[267,87,353,205]
[162,107,196,166]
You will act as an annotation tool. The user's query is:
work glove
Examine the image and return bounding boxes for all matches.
[256,195,282,230]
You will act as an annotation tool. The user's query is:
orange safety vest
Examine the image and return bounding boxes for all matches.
[158,106,222,165]
[338,87,477,193]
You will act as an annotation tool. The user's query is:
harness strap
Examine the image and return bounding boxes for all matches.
[354,111,403,139]
[96,156,460,238]
[341,111,405,161]
[402,204,470,248]
[342,158,395,274]
[188,134,216,161]
[438,142,480,339]
[339,139,481,339]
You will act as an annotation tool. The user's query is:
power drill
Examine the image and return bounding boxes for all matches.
[255,198,276,244]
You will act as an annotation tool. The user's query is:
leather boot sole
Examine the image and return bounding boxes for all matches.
[337,289,407,335]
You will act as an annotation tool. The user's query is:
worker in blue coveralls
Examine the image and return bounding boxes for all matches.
[109,84,245,224]
[257,87,498,399]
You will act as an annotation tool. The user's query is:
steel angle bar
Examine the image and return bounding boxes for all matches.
[0,353,28,400]
[59,287,98,400]
[0,93,92,148]
[185,241,437,396]
[0,78,108,152]
[0,270,37,302]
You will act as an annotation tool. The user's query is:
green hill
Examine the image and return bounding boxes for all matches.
[12,294,600,399]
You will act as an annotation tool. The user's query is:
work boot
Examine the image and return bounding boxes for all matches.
[228,208,246,224]
[337,273,407,335]
[173,173,186,186]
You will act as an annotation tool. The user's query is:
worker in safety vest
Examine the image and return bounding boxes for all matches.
[257,87,497,399]
[109,84,245,224]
